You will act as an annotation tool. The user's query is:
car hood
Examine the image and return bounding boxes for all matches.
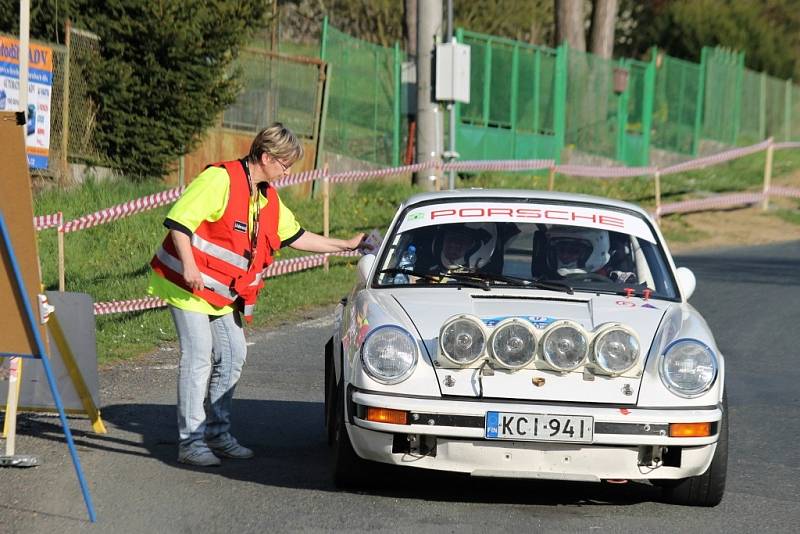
[392,288,671,404]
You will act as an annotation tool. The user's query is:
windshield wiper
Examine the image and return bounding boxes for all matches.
[378,268,490,291]
[451,271,575,295]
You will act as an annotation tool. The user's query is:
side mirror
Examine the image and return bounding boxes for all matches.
[675,267,696,301]
[357,254,376,284]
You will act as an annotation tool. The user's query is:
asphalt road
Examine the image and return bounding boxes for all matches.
[1,240,799,533]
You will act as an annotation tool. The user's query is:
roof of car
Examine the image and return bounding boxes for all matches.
[401,188,652,219]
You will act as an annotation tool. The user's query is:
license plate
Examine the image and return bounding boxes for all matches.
[485,411,594,443]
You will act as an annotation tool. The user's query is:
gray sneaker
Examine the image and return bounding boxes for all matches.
[206,437,254,459]
[178,447,222,467]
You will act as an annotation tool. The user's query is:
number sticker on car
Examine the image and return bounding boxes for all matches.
[485,412,594,443]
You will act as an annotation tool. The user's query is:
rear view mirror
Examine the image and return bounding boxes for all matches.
[675,267,696,300]
[357,254,376,284]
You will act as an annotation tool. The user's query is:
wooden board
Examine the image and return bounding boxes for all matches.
[0,111,46,356]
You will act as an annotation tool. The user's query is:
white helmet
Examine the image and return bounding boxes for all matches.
[439,223,497,270]
[547,226,610,276]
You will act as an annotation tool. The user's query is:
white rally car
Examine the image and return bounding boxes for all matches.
[324,189,726,506]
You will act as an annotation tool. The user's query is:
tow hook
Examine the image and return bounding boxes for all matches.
[638,445,667,468]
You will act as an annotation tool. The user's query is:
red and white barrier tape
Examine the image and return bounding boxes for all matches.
[271,168,325,189]
[767,186,800,199]
[93,296,167,316]
[329,160,437,184]
[774,142,800,151]
[556,165,657,178]
[660,139,772,176]
[93,251,362,315]
[34,211,63,231]
[62,186,185,233]
[442,159,554,172]
[657,192,765,216]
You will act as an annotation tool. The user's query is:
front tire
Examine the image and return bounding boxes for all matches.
[660,397,728,507]
[331,378,369,489]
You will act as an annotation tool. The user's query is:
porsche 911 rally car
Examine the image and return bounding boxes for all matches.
[324,189,726,506]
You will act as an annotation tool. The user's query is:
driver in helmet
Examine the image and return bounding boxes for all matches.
[430,224,496,273]
[546,226,611,278]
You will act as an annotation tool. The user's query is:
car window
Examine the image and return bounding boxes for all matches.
[375,200,678,300]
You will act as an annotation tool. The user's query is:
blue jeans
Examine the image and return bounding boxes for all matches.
[170,306,247,452]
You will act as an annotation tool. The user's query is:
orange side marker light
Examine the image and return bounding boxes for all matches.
[669,422,712,437]
[365,407,408,425]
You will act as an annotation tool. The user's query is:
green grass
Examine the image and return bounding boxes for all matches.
[33,149,800,363]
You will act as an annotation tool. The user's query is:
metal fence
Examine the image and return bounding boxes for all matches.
[449,30,800,166]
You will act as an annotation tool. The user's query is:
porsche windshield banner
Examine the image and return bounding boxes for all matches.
[399,201,656,243]
[0,35,53,169]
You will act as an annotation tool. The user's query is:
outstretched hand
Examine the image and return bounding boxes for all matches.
[347,233,366,251]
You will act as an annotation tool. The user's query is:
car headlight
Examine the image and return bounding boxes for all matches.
[361,325,418,384]
[541,321,589,371]
[593,325,640,375]
[440,315,486,365]
[489,318,537,369]
[659,339,718,397]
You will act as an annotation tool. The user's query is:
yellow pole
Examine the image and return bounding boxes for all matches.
[2,358,22,451]
[762,139,774,212]
[48,313,107,433]
[547,166,556,191]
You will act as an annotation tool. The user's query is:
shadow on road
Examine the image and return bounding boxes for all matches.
[18,398,661,507]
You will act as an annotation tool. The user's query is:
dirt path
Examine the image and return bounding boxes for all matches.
[663,172,800,254]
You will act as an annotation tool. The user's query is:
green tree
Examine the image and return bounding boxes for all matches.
[1,1,269,180]
[617,0,800,79]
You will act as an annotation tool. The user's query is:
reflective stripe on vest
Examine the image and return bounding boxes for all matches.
[154,246,237,301]
[191,233,249,271]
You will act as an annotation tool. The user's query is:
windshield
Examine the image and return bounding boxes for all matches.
[374,199,679,300]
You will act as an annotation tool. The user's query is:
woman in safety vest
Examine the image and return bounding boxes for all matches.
[149,123,364,467]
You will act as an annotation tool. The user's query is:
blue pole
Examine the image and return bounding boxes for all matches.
[0,211,96,523]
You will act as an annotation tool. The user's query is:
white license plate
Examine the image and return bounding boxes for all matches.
[485,411,594,443]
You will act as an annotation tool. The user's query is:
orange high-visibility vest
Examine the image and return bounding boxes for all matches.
[150,160,280,321]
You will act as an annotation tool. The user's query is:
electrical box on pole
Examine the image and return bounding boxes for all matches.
[435,41,470,103]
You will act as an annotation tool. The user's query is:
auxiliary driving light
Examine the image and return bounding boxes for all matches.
[541,320,589,372]
[439,315,486,365]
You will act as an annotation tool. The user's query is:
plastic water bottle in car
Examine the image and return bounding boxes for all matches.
[393,245,417,284]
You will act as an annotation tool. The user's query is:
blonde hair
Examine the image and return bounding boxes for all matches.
[248,122,304,164]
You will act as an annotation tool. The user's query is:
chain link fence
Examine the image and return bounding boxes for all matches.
[222,47,323,140]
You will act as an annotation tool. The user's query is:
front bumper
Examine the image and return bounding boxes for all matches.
[347,388,722,482]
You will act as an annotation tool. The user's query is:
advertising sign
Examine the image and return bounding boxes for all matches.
[0,35,53,169]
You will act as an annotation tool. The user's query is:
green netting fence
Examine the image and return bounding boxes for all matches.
[320,22,403,166]
[456,29,564,161]
[222,48,322,139]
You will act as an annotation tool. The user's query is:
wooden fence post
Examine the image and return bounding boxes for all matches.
[323,164,330,272]
[762,138,774,212]
[654,171,662,224]
[547,166,556,191]
[57,212,65,291]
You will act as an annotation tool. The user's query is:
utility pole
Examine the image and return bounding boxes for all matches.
[414,0,443,190]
